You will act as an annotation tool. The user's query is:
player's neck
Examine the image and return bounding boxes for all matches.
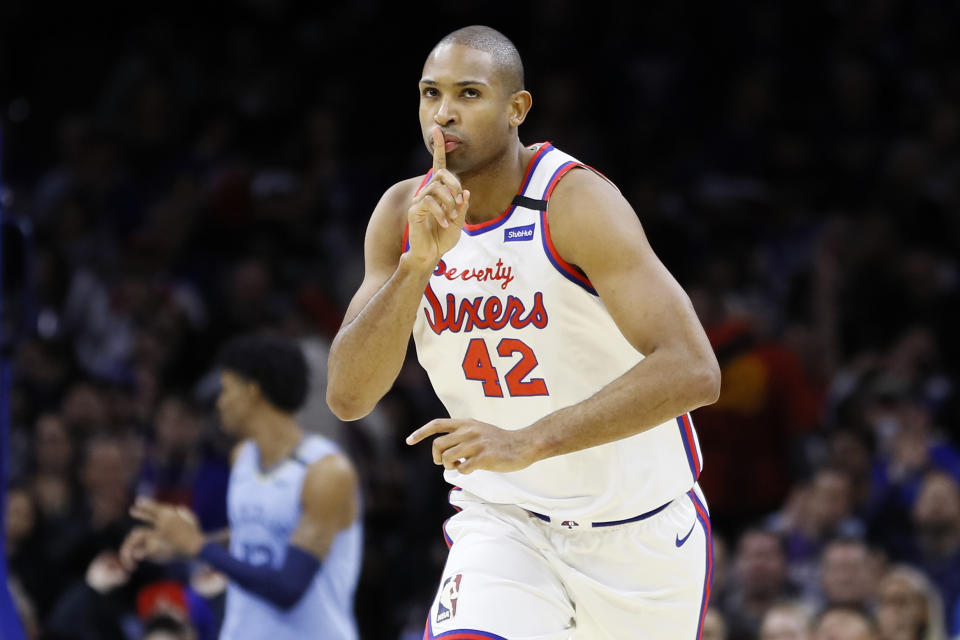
[248,407,303,470]
[460,139,530,225]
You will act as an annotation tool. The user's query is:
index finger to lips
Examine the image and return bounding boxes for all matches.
[432,126,446,173]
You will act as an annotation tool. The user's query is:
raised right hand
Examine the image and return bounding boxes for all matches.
[405,126,470,267]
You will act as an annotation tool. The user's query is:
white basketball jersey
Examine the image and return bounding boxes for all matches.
[407,143,703,522]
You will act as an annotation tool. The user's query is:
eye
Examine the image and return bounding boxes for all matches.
[421,87,438,98]
[462,88,480,98]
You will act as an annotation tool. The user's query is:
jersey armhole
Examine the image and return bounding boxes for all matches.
[540,163,599,296]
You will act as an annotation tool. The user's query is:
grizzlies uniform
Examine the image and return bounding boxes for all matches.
[405,144,713,639]
[220,435,362,640]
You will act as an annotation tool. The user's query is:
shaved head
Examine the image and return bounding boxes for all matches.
[432,26,524,94]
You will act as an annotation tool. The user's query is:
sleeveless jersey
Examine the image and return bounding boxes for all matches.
[220,435,361,640]
[407,143,703,522]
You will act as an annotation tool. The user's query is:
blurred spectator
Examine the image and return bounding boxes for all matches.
[5,486,49,618]
[760,600,814,640]
[722,528,800,640]
[135,395,229,532]
[692,310,824,527]
[904,472,960,635]
[768,468,865,596]
[867,394,960,558]
[49,433,137,593]
[812,606,878,640]
[703,606,729,640]
[875,565,946,640]
[61,381,110,433]
[31,413,77,522]
[819,537,878,612]
[8,577,39,640]
[710,533,731,605]
[824,430,874,517]
[43,551,134,640]
[141,613,192,640]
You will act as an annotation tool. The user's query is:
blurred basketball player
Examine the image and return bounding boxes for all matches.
[123,334,362,640]
[327,25,720,639]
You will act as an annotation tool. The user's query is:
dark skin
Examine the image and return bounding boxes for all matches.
[328,43,720,474]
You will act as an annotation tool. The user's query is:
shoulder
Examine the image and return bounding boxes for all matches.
[546,166,638,266]
[229,440,251,466]
[364,175,429,257]
[372,175,428,228]
[548,165,623,214]
[302,453,357,502]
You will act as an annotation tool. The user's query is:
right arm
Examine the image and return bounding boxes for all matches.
[327,128,468,420]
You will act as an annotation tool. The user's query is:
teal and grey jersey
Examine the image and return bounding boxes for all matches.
[219,435,362,640]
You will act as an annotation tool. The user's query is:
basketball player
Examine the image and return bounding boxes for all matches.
[123,334,362,640]
[327,26,720,639]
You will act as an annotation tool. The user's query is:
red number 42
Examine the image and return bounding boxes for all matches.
[462,338,548,397]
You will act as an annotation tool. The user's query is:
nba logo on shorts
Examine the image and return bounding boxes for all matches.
[436,574,463,623]
[561,520,579,529]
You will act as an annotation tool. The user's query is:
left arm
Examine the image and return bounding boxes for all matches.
[131,454,358,610]
[407,168,720,473]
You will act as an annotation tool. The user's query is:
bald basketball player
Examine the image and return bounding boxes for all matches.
[328,25,720,639]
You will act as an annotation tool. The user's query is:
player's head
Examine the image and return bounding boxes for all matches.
[420,26,532,173]
[216,333,308,435]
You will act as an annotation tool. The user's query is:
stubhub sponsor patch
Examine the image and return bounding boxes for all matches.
[504,223,535,242]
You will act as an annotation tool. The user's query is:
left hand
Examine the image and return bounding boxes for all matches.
[130,497,205,557]
[406,419,537,474]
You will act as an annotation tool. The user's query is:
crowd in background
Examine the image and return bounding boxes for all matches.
[2,1,960,638]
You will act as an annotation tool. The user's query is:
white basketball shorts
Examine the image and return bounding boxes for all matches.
[422,485,713,640]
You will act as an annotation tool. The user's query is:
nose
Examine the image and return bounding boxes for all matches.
[434,98,457,126]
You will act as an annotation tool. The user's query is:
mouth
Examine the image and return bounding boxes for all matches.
[438,131,462,153]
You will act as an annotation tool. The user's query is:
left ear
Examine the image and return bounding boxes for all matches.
[508,90,533,128]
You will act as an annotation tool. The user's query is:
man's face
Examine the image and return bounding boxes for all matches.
[761,609,811,640]
[419,44,515,174]
[813,610,875,640]
[821,543,870,607]
[736,532,786,595]
[216,371,256,437]
[913,473,960,534]
[876,574,927,638]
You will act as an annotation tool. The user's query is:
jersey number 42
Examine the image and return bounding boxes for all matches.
[462,338,548,398]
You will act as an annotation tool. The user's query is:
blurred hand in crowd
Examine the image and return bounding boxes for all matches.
[119,526,178,570]
[85,551,130,594]
[129,497,204,557]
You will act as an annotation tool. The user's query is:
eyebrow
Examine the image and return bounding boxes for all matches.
[419,79,490,87]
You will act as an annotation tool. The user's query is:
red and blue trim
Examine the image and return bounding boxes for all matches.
[461,143,553,237]
[541,160,579,200]
[676,413,701,482]
[539,208,597,296]
[537,160,598,295]
[416,171,434,195]
[424,617,510,640]
[442,517,454,548]
[688,489,713,640]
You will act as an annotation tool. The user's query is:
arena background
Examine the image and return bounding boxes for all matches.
[2,1,960,638]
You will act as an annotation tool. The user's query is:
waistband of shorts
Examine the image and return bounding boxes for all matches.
[526,498,673,530]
